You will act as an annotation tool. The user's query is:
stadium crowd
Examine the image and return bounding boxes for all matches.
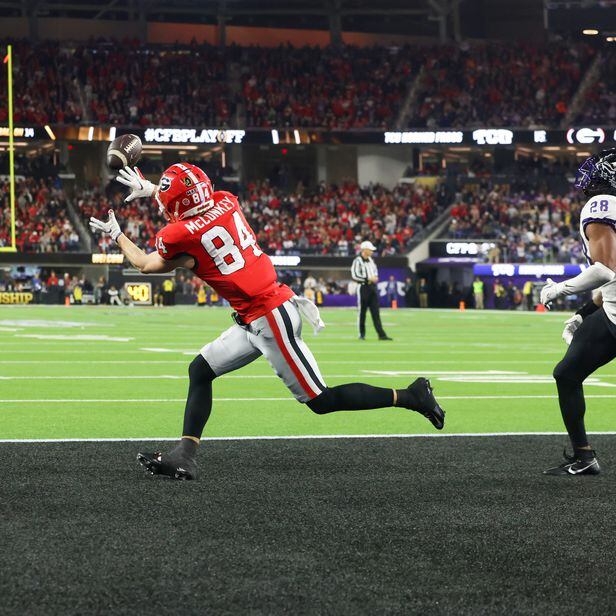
[444,186,585,263]
[1,38,597,129]
[408,40,595,128]
[0,41,83,125]
[78,180,446,255]
[0,176,80,253]
[576,52,616,125]
[239,44,415,129]
[241,181,445,255]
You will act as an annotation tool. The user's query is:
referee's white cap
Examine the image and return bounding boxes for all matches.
[360,240,377,251]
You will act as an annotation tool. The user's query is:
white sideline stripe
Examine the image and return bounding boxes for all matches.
[2,431,616,444]
[3,394,616,403]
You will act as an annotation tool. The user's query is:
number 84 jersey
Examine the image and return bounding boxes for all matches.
[579,194,616,265]
[155,190,294,322]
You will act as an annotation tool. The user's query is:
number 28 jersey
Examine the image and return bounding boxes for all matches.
[579,193,616,325]
[155,190,294,322]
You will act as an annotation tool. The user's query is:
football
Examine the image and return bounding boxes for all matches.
[107,133,142,171]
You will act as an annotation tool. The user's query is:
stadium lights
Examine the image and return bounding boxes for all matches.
[607,36,616,42]
[271,129,280,144]
[293,129,301,144]
[582,29,599,35]
[44,125,56,140]
[108,126,116,141]
[87,126,94,141]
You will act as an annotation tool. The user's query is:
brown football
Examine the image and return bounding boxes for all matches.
[107,134,142,170]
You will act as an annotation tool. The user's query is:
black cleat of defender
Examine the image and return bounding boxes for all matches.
[405,377,445,430]
[543,449,601,476]
[137,451,197,480]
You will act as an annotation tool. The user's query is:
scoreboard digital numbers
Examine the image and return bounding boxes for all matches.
[124,282,152,305]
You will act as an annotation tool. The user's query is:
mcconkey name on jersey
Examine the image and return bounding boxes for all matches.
[156,190,293,322]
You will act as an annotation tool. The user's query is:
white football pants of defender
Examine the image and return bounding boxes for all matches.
[200,299,327,402]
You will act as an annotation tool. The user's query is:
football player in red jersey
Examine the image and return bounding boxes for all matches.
[89,163,445,480]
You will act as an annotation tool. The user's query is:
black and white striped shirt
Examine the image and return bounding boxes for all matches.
[351,256,378,284]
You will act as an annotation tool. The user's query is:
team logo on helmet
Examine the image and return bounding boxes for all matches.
[182,177,192,187]
[575,148,616,191]
[159,176,172,192]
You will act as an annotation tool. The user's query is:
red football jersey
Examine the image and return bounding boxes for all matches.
[155,190,294,322]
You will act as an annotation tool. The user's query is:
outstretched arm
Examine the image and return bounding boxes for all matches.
[117,233,194,274]
[89,209,195,274]
[541,223,616,307]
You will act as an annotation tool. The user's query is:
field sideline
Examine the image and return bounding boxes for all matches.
[2,305,616,441]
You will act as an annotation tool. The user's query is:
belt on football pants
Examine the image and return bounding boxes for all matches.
[232,311,253,333]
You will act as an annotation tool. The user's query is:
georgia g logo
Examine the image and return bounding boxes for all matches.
[159,176,172,192]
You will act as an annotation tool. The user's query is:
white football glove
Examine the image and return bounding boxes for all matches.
[540,277,564,308]
[89,209,122,242]
[562,314,583,346]
[115,166,156,202]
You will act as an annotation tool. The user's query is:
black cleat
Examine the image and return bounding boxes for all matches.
[405,377,445,430]
[358,335,365,340]
[137,451,197,480]
[543,449,601,476]
[379,335,393,341]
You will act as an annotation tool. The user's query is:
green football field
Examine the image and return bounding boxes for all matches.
[2,304,616,441]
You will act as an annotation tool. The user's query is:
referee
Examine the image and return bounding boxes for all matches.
[351,241,392,340]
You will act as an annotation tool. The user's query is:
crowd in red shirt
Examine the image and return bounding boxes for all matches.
[0,177,80,252]
[408,41,595,128]
[75,180,443,256]
[240,45,416,129]
[577,52,616,125]
[0,39,596,129]
[240,181,442,255]
[0,41,83,125]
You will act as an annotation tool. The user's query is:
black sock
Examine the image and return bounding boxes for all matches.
[308,383,394,413]
[173,356,216,458]
[170,437,199,460]
[329,383,394,409]
[555,376,589,450]
[574,447,595,460]
[395,387,420,410]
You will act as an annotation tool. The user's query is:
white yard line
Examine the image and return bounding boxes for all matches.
[3,394,616,403]
[1,431,616,444]
[0,374,433,380]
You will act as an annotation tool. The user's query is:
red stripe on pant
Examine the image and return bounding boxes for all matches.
[265,311,319,400]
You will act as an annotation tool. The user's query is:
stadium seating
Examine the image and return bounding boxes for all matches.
[76,187,159,253]
[444,187,585,263]
[0,39,596,129]
[576,52,616,125]
[0,176,81,252]
[76,180,444,255]
[239,44,416,129]
[0,41,83,125]
[407,41,595,128]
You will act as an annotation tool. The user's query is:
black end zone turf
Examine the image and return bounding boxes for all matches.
[2,436,616,615]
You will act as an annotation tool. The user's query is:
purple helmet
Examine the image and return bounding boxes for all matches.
[575,148,616,194]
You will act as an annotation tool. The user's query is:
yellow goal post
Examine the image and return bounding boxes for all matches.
[0,43,16,253]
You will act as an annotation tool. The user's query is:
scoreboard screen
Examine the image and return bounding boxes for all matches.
[124,282,152,305]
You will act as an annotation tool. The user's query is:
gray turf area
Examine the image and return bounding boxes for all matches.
[2,436,616,615]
